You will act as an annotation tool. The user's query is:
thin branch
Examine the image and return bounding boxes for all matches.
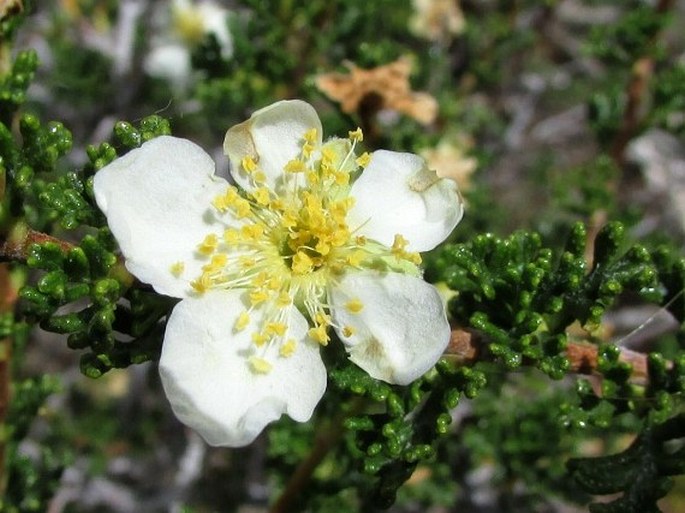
[269,401,361,513]
[445,328,667,387]
[0,227,75,263]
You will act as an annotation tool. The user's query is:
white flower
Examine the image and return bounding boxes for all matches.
[144,0,233,87]
[93,100,463,447]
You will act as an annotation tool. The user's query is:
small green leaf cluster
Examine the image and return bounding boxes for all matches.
[0,50,38,126]
[568,414,685,513]
[431,221,685,510]
[18,231,172,378]
[319,359,485,509]
[434,223,663,377]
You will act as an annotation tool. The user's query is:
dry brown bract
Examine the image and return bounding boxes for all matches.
[315,57,438,125]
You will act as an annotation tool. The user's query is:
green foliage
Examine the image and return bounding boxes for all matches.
[0,50,38,126]
[2,375,69,513]
[569,414,685,513]
[585,4,669,65]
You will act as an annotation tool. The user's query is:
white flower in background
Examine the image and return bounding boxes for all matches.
[93,100,463,447]
[144,0,233,87]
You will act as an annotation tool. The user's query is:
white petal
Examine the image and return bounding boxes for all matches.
[330,271,450,385]
[347,150,464,252]
[143,43,191,87]
[160,291,327,447]
[198,3,233,57]
[223,100,322,193]
[93,136,230,298]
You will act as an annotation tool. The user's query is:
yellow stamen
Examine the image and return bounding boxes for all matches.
[356,152,371,167]
[170,261,185,277]
[235,311,250,331]
[342,325,356,337]
[242,156,258,174]
[249,356,272,374]
[197,233,219,255]
[345,299,364,313]
[308,324,329,345]
[348,127,363,142]
[280,338,297,357]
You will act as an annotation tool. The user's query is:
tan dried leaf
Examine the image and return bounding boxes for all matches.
[316,57,438,125]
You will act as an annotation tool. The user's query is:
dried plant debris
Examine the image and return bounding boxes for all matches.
[409,0,466,42]
[316,57,438,125]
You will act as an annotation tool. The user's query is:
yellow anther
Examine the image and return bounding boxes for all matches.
[235,311,250,332]
[342,325,356,337]
[267,275,283,290]
[333,170,350,186]
[330,228,350,247]
[392,234,409,253]
[277,291,292,307]
[197,233,219,255]
[346,249,366,267]
[249,289,269,306]
[303,142,316,158]
[211,194,229,212]
[241,156,258,174]
[281,210,298,229]
[203,253,228,272]
[306,170,320,185]
[408,252,422,265]
[321,146,335,162]
[348,127,363,142]
[308,324,329,345]
[266,322,288,337]
[355,235,367,245]
[224,228,241,244]
[231,198,252,218]
[241,224,264,240]
[239,256,256,269]
[314,312,330,326]
[303,128,318,144]
[356,152,371,167]
[252,331,269,346]
[292,251,314,275]
[345,298,364,313]
[169,261,185,277]
[249,356,272,374]
[254,171,267,185]
[190,273,212,294]
[252,187,271,206]
[280,338,297,357]
[251,272,269,288]
[315,239,331,256]
[285,159,306,173]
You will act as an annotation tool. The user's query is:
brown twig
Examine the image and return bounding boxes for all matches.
[445,328,666,387]
[269,401,361,513]
[609,0,675,167]
[0,227,75,263]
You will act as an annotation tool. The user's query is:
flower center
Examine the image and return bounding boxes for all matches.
[171,128,420,373]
